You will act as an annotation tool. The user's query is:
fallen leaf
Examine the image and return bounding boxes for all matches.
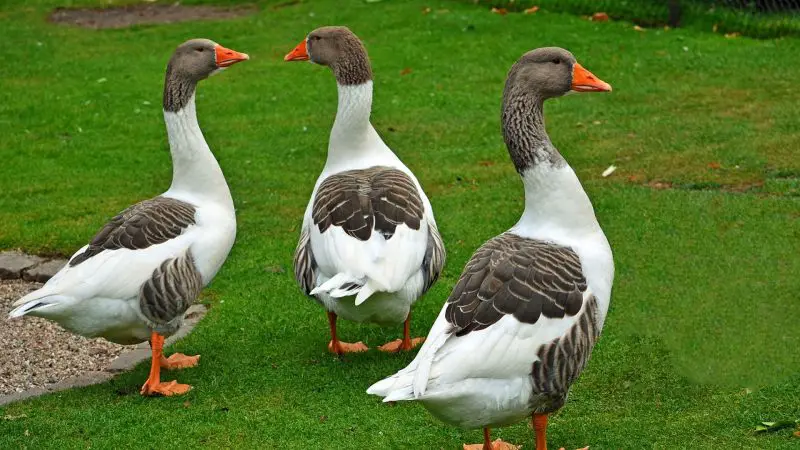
[491,7,508,15]
[478,161,495,167]
[319,415,328,422]
[633,25,645,32]
[754,420,798,433]
[591,12,609,22]
[592,120,602,125]
[2,414,27,421]
[725,32,741,39]
[524,6,539,14]
[400,67,413,76]
[794,430,800,437]
[707,161,721,169]
[96,77,107,83]
[422,7,431,14]
[183,401,191,408]
[602,165,617,177]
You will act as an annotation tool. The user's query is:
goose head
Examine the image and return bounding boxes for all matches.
[167,39,250,82]
[284,26,372,85]
[505,47,611,100]
[163,39,249,112]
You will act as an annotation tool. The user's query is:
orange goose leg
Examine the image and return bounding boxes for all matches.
[463,428,520,450]
[533,413,588,450]
[378,313,426,352]
[140,332,192,396]
[326,312,368,355]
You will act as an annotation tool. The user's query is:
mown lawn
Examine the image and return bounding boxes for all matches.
[1,0,798,448]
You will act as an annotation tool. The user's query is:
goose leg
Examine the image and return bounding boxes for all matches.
[463,428,520,450]
[533,413,585,450]
[377,314,426,352]
[326,312,368,355]
[140,332,192,396]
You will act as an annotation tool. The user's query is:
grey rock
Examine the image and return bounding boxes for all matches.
[0,251,44,280]
[22,259,68,283]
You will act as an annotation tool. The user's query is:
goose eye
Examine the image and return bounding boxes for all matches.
[196,47,204,53]
[552,58,560,64]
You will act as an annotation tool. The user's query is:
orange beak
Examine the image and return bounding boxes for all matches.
[284,39,309,62]
[215,44,249,68]
[571,63,612,92]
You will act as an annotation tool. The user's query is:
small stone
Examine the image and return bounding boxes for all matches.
[0,252,45,280]
[22,259,67,283]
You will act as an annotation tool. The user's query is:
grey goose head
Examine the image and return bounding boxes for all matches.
[501,48,611,173]
[163,39,250,112]
[504,47,611,101]
[284,26,372,85]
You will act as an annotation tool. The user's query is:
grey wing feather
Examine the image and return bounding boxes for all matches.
[69,196,196,267]
[311,167,424,242]
[444,233,587,336]
[139,249,203,328]
[421,223,446,294]
[293,225,317,296]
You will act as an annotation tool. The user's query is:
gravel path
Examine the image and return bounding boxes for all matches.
[0,280,128,396]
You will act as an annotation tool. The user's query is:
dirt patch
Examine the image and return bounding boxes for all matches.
[49,3,258,29]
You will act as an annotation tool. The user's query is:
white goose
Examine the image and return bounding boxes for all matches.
[285,26,445,355]
[368,47,614,450]
[9,39,249,396]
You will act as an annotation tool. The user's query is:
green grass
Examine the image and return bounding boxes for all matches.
[479,0,800,38]
[1,0,799,448]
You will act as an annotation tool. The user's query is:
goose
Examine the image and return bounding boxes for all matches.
[284,26,445,355]
[367,47,614,450]
[9,39,249,397]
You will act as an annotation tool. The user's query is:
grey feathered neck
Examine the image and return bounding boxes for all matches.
[331,46,372,86]
[501,84,565,173]
[163,63,197,113]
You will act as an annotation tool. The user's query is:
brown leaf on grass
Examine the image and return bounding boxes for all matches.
[591,12,609,22]
[183,401,191,408]
[708,161,722,169]
[491,7,508,15]
[793,430,800,438]
[478,161,495,167]
[400,67,413,76]
[648,181,673,190]
[422,7,431,14]
[524,6,539,14]
[725,32,741,39]
[633,25,645,32]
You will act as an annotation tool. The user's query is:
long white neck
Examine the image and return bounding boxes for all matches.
[512,163,601,240]
[325,81,394,168]
[163,95,233,209]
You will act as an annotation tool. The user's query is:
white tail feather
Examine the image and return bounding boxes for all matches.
[310,273,364,297]
[8,294,66,318]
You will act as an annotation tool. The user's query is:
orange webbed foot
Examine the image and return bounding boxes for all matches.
[327,340,369,355]
[377,337,425,352]
[140,379,192,397]
[463,439,521,450]
[160,353,200,370]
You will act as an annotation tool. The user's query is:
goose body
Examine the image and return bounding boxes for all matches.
[287,27,444,354]
[9,39,249,396]
[368,47,613,449]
